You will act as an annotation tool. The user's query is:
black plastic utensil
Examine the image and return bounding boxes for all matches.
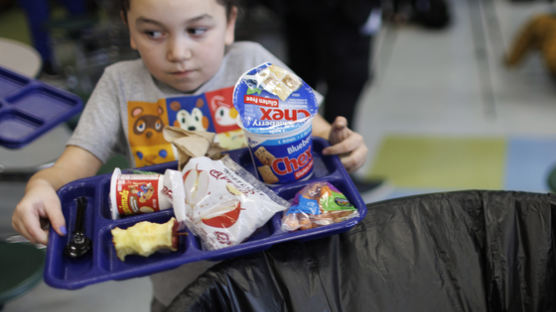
[64,196,92,258]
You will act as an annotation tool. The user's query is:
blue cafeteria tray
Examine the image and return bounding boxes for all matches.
[0,66,83,148]
[44,137,367,289]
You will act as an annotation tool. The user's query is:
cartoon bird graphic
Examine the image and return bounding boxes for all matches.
[214,106,239,127]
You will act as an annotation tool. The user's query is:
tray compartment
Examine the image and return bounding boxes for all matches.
[240,217,276,242]
[169,211,279,258]
[0,66,83,148]
[46,192,98,283]
[276,175,360,208]
[98,174,176,221]
[98,212,188,273]
[99,177,113,220]
[0,110,43,143]
[7,86,81,121]
[0,67,29,98]
[227,147,255,174]
[308,140,339,179]
[45,243,94,286]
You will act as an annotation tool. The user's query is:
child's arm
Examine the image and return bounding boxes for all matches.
[12,146,102,245]
[312,114,368,172]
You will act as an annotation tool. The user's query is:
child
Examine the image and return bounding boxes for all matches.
[12,0,369,310]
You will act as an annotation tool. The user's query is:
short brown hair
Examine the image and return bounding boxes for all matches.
[120,0,239,22]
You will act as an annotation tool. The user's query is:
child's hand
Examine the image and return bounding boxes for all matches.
[12,179,66,245]
[322,116,368,172]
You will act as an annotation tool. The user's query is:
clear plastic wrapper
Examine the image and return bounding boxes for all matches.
[281,181,359,231]
[165,155,290,250]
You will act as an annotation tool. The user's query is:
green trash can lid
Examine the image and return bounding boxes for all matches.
[0,242,45,305]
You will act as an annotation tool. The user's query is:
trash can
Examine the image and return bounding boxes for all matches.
[0,242,45,309]
[166,190,556,312]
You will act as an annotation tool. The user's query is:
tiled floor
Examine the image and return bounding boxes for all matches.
[2,0,556,311]
[357,0,556,199]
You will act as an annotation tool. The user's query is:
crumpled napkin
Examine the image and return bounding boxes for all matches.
[163,126,225,170]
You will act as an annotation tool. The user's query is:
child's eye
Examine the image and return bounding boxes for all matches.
[144,30,164,39]
[187,27,208,36]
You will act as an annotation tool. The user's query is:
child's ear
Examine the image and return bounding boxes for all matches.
[120,11,137,50]
[225,6,238,46]
[120,10,127,25]
[129,35,137,50]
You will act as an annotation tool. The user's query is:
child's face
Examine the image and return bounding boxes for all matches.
[126,0,236,92]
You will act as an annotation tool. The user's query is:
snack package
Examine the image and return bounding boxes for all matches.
[162,126,225,170]
[165,155,290,250]
[233,63,319,184]
[109,168,172,219]
[281,182,359,231]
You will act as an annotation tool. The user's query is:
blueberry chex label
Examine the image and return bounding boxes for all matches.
[233,63,318,184]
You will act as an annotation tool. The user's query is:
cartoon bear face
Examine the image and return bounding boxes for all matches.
[132,109,164,138]
[128,101,175,166]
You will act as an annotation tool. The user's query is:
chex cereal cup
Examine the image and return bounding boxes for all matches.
[233,63,319,184]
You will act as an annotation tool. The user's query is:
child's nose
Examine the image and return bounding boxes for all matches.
[167,37,192,62]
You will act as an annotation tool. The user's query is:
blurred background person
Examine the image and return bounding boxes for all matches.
[238,0,383,192]
[252,0,382,131]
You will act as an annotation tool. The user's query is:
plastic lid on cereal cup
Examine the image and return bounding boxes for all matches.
[232,62,319,135]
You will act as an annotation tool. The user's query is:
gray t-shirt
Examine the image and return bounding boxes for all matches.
[68,41,322,168]
[67,41,322,306]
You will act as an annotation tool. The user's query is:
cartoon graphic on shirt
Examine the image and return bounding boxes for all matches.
[214,105,236,126]
[126,88,246,167]
[167,96,213,132]
[205,88,239,132]
[175,107,207,131]
[128,100,175,167]
[205,88,246,149]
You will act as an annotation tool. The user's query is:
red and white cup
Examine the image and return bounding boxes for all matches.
[109,168,172,219]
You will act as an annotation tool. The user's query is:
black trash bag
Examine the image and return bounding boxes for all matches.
[166,190,556,312]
